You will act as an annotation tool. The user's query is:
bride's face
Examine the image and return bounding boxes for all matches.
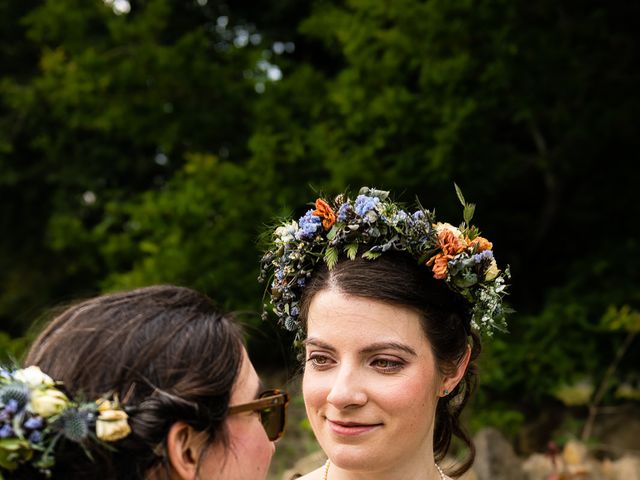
[303,289,444,473]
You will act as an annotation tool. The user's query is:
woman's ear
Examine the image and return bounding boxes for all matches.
[441,344,472,396]
[166,422,207,480]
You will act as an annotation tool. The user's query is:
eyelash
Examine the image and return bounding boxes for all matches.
[306,354,405,373]
[306,354,333,370]
[371,358,404,372]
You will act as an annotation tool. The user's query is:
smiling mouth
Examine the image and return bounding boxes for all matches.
[326,419,383,436]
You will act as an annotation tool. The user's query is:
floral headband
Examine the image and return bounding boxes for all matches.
[0,366,131,476]
[259,186,510,337]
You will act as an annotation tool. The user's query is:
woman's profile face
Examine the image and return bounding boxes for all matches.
[201,349,275,480]
[303,289,444,474]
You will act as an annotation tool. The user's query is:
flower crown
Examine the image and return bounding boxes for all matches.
[0,366,131,476]
[259,186,510,337]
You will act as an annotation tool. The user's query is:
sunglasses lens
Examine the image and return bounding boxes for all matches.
[259,390,287,441]
[260,406,283,441]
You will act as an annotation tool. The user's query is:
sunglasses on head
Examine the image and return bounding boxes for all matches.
[228,389,289,441]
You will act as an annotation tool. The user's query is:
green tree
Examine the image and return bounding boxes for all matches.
[1,0,638,439]
[245,0,640,423]
[0,0,259,335]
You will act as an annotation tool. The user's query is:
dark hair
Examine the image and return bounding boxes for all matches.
[299,252,480,478]
[22,285,244,479]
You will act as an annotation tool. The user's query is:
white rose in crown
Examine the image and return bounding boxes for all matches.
[434,222,465,240]
[96,401,131,442]
[14,366,55,387]
[30,387,70,418]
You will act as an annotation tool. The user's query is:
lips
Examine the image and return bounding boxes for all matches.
[326,418,382,436]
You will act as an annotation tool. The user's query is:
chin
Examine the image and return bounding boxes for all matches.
[325,443,386,472]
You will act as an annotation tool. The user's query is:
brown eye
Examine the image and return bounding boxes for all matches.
[371,358,403,371]
[307,354,333,369]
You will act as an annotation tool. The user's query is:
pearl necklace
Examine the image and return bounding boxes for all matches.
[322,460,446,480]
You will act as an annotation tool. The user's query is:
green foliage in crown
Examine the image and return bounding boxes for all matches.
[259,186,511,338]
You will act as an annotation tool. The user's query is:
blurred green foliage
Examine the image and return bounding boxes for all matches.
[1,0,639,445]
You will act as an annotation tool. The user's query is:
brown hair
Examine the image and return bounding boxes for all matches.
[22,285,244,479]
[299,252,480,477]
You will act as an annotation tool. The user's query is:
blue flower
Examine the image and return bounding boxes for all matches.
[24,416,44,430]
[412,210,425,220]
[29,430,42,443]
[0,423,13,438]
[295,209,322,240]
[290,305,300,317]
[472,250,494,264]
[337,203,352,221]
[296,278,306,287]
[354,195,380,217]
[4,399,18,415]
[392,210,409,224]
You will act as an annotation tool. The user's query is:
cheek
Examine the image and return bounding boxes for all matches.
[378,370,439,414]
[227,418,274,469]
[302,370,329,411]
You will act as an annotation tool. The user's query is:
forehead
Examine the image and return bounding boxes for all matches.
[306,289,429,349]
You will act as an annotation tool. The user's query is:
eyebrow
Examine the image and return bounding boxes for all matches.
[304,338,417,357]
[360,342,417,357]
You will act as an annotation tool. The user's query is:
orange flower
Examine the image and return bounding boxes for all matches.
[439,229,467,256]
[427,253,451,280]
[468,235,493,252]
[313,198,336,230]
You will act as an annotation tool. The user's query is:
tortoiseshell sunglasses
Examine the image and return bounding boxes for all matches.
[228,389,289,441]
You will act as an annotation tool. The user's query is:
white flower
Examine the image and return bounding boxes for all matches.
[364,210,379,222]
[275,221,298,244]
[30,387,69,418]
[96,401,131,441]
[434,222,464,239]
[484,258,500,281]
[14,366,55,387]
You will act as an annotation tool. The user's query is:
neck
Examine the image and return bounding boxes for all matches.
[323,459,445,480]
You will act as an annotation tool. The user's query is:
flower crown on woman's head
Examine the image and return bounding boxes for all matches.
[259,186,511,337]
[0,366,131,476]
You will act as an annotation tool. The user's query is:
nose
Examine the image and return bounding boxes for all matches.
[326,363,367,409]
